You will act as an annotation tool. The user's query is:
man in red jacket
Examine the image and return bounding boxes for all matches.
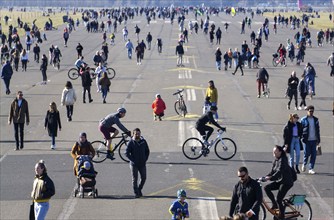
[151,94,166,121]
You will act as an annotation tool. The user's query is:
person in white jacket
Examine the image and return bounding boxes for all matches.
[61,81,77,121]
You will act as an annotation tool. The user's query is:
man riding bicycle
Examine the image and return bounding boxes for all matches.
[99,108,131,160]
[74,56,87,70]
[195,106,226,146]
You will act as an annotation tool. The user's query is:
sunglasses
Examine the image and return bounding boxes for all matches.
[238,174,246,178]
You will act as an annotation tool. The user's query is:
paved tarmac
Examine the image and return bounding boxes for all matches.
[0,11,333,220]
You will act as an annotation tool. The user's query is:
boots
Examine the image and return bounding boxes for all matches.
[295,165,300,174]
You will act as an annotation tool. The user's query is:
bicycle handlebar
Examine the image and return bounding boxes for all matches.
[173,89,184,96]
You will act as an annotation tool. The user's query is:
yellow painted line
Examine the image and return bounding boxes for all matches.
[162,85,204,90]
[146,182,185,197]
[164,114,201,121]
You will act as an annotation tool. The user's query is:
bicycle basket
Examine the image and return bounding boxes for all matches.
[291,195,306,206]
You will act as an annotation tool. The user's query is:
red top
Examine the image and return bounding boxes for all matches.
[152,98,166,115]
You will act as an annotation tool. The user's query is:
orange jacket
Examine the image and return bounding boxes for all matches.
[152,98,166,115]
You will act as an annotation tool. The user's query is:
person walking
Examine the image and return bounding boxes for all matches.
[176,41,185,67]
[205,80,219,121]
[98,71,111,104]
[44,102,61,150]
[81,66,93,103]
[125,39,134,59]
[33,43,40,63]
[215,47,222,70]
[229,166,262,219]
[63,29,69,47]
[8,91,30,150]
[125,128,150,198]
[300,105,320,174]
[40,54,48,85]
[31,160,55,220]
[256,67,269,98]
[71,132,95,176]
[76,43,83,59]
[327,52,334,77]
[1,60,13,95]
[20,49,28,71]
[61,81,77,122]
[146,32,152,50]
[232,52,244,76]
[135,42,143,65]
[298,74,308,110]
[169,189,190,220]
[303,63,316,96]
[283,113,303,173]
[287,71,299,110]
[151,94,166,121]
[157,38,163,54]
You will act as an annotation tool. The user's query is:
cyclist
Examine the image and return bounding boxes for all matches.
[263,145,294,220]
[99,108,131,159]
[169,189,189,220]
[195,106,226,146]
[74,56,87,70]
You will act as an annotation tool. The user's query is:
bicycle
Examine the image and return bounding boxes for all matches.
[256,178,312,220]
[173,89,187,117]
[272,53,286,67]
[182,129,237,160]
[68,64,116,80]
[91,133,129,163]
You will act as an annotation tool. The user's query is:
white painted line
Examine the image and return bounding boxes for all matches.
[178,71,184,79]
[178,121,185,147]
[57,189,78,220]
[0,152,9,163]
[184,57,189,64]
[132,20,141,23]
[184,47,188,52]
[197,197,219,220]
[186,89,191,101]
[186,70,192,79]
[192,55,197,69]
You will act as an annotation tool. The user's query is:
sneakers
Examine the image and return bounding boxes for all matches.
[301,164,306,172]
[257,95,260,98]
[51,145,55,150]
[308,169,316,175]
[287,105,290,110]
[294,107,298,110]
[107,151,115,160]
[295,165,300,174]
[298,106,302,110]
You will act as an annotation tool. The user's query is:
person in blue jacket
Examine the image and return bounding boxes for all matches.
[169,189,189,220]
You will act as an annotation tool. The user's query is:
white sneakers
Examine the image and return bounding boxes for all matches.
[301,164,306,172]
[51,145,56,150]
[308,169,316,175]
[301,164,316,174]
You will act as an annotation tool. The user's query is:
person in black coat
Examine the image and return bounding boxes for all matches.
[232,52,244,76]
[215,47,222,70]
[1,60,13,94]
[40,54,48,84]
[125,128,150,198]
[44,102,61,149]
[283,114,303,173]
[229,166,262,219]
[33,43,40,63]
[264,146,294,220]
[81,66,93,103]
[287,71,299,110]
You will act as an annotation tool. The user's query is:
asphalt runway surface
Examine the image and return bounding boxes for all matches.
[0,11,333,219]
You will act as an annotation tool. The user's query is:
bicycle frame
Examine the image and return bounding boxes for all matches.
[206,130,225,150]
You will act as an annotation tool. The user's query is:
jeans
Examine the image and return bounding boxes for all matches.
[177,54,183,66]
[34,53,39,62]
[51,134,55,145]
[211,102,218,119]
[290,137,301,167]
[257,79,265,96]
[264,182,293,219]
[303,140,317,170]
[41,69,47,82]
[66,105,73,119]
[34,202,49,220]
[101,87,108,101]
[22,60,28,71]
[127,49,132,59]
[14,123,24,148]
[216,61,221,70]
[83,86,92,102]
[305,75,315,94]
[3,77,11,93]
[130,164,146,195]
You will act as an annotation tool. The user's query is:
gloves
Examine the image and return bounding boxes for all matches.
[221,127,226,132]
[126,131,131,137]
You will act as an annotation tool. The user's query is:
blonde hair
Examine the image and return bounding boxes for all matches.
[289,113,299,122]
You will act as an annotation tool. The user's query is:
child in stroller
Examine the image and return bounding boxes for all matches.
[74,155,98,198]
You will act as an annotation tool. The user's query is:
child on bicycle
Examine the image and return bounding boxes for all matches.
[169,189,189,220]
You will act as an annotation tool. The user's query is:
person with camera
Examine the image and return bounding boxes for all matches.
[229,166,262,220]
[169,189,189,220]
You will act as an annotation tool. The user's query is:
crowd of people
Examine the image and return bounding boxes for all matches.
[0,5,332,220]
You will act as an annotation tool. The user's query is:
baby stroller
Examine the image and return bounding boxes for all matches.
[74,155,98,198]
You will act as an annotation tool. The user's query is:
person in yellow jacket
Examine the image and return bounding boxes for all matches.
[205,80,219,120]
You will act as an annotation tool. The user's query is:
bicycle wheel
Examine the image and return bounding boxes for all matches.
[91,141,108,163]
[272,57,279,67]
[285,199,312,220]
[68,68,80,80]
[106,67,116,80]
[258,204,267,220]
[90,68,96,79]
[182,137,204,160]
[174,100,182,116]
[214,138,237,160]
[118,141,129,163]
